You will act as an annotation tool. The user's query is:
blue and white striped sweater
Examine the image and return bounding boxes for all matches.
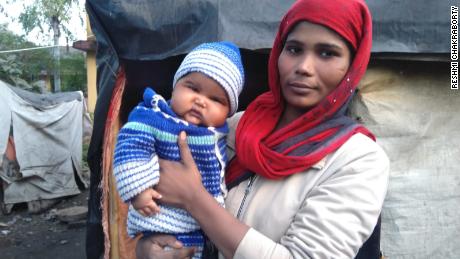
[113,88,228,239]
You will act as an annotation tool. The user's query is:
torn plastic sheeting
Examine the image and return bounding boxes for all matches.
[0,81,87,204]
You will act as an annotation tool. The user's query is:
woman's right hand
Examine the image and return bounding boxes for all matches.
[156,131,205,210]
[136,234,196,259]
[157,131,249,259]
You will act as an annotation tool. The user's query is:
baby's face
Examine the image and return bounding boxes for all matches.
[170,72,230,127]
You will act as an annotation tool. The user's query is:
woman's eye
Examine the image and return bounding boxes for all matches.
[319,50,337,58]
[285,45,301,55]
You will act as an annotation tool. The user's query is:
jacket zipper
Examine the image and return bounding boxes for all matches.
[236,175,256,219]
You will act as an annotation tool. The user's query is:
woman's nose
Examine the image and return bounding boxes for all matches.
[296,54,314,76]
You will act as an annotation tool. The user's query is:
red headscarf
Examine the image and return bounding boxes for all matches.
[226,0,374,185]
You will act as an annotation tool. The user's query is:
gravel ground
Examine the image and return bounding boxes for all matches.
[0,189,88,259]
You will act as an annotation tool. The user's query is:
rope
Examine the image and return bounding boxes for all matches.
[0,45,60,54]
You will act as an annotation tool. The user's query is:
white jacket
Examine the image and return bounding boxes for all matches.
[222,113,390,259]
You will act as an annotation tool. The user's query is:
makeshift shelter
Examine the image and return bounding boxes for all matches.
[0,81,90,213]
[85,1,458,258]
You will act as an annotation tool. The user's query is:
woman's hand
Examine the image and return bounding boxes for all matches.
[156,131,249,258]
[136,234,195,259]
[156,131,205,209]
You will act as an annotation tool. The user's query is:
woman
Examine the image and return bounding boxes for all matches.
[138,0,389,258]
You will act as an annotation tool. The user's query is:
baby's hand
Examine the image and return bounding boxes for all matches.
[132,188,162,217]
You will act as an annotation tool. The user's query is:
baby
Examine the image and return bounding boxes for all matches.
[113,41,244,258]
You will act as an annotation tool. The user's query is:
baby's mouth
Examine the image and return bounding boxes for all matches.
[188,108,202,120]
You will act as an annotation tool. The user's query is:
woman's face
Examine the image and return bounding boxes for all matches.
[278,21,351,113]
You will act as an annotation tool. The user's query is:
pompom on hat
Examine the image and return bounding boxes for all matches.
[173,41,245,116]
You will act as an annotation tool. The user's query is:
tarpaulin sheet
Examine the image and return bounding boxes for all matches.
[350,60,459,258]
[86,0,450,61]
[0,81,88,204]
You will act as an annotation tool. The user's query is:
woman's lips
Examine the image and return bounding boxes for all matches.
[289,82,317,94]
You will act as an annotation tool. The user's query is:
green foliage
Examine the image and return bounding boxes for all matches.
[0,54,44,93]
[0,23,31,48]
[19,5,41,34]
[4,0,83,43]
[0,24,53,77]
[1,24,49,91]
[0,24,31,90]
[0,24,87,94]
[0,55,23,83]
[61,51,86,94]
[1,0,85,92]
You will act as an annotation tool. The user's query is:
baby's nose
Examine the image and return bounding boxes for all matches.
[194,97,206,107]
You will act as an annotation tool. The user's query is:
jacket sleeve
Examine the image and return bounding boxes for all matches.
[225,111,243,160]
[234,134,390,259]
[112,116,159,202]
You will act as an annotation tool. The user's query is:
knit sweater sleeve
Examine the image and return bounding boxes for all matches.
[113,105,161,202]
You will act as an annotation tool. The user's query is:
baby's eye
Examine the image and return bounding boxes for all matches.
[187,84,199,92]
[211,96,229,107]
[210,97,223,104]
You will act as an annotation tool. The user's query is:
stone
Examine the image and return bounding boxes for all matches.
[55,206,87,223]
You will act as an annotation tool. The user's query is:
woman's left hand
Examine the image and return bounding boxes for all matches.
[156,131,205,209]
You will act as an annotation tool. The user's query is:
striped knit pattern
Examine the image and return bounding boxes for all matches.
[113,88,227,257]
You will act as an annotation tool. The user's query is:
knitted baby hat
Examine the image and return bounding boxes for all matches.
[172,41,245,116]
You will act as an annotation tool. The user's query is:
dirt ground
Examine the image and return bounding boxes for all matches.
[0,188,89,259]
